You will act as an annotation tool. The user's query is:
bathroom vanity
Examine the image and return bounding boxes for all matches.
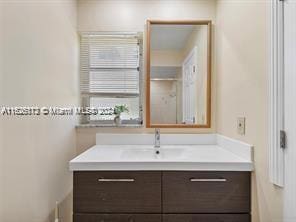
[72,19,253,222]
[70,134,253,222]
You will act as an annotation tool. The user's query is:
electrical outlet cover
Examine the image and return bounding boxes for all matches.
[237,117,246,135]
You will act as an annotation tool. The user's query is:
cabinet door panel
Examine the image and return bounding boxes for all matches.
[74,171,161,213]
[74,214,161,222]
[163,214,250,222]
[163,171,250,213]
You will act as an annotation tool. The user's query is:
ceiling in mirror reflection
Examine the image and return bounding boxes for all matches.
[151,25,198,50]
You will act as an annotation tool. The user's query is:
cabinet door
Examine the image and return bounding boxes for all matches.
[74,171,161,213]
[163,171,250,213]
[74,214,161,222]
[163,214,250,222]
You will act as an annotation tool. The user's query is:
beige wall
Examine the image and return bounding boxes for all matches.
[216,1,282,222]
[78,0,217,32]
[76,0,217,153]
[0,1,79,222]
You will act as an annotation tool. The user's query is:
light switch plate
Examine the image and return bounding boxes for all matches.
[237,117,246,135]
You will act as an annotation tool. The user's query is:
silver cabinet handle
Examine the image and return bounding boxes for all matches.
[190,178,227,182]
[98,178,135,182]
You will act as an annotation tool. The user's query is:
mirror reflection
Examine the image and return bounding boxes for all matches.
[149,22,211,126]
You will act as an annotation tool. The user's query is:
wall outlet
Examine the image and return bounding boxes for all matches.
[237,117,246,135]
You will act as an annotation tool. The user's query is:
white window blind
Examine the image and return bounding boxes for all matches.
[80,34,140,94]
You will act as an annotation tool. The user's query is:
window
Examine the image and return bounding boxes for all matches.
[80,33,143,125]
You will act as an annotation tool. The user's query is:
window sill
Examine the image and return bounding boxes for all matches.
[76,123,143,128]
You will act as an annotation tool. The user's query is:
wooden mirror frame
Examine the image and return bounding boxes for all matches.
[146,20,212,128]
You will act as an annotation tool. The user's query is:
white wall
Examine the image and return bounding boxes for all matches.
[216,1,282,222]
[0,1,79,222]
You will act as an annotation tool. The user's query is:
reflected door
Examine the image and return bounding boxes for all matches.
[182,47,197,124]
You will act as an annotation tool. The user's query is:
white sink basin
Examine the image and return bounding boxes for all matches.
[160,147,186,159]
[120,148,155,160]
[120,147,186,160]
[69,134,253,171]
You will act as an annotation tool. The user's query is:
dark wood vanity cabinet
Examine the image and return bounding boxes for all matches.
[163,214,250,222]
[74,171,161,213]
[73,171,251,222]
[74,214,162,222]
[163,171,250,213]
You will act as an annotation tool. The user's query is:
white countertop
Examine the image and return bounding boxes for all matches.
[69,134,253,171]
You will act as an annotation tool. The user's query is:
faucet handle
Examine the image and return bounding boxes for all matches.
[154,128,160,149]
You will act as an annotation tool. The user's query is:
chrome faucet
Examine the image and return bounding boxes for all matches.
[155,128,160,148]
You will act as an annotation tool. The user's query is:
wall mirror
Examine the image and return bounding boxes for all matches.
[146,20,212,128]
